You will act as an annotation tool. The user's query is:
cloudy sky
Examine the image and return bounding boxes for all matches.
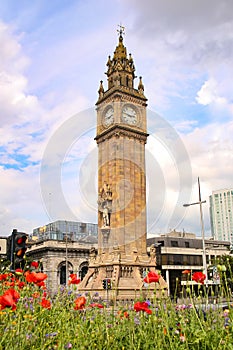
[0,0,233,237]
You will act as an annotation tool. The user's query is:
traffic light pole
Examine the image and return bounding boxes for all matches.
[10,229,17,271]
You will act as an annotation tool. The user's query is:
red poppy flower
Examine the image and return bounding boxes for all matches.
[25,271,47,285]
[0,273,8,281]
[17,281,26,289]
[182,270,191,274]
[192,271,206,284]
[4,281,15,287]
[143,271,160,284]
[31,261,39,269]
[15,269,23,275]
[68,274,81,285]
[74,296,86,310]
[134,301,152,314]
[41,298,51,309]
[89,303,104,308]
[0,288,20,311]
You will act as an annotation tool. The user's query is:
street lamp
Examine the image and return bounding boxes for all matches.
[183,177,208,283]
[65,221,68,287]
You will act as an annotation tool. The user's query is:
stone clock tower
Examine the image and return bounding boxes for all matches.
[79,29,167,299]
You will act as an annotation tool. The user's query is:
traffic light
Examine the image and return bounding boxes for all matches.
[107,278,111,290]
[12,229,27,268]
[102,278,111,290]
[103,279,107,289]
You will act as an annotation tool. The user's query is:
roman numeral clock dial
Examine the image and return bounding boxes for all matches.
[122,105,138,125]
[103,106,114,127]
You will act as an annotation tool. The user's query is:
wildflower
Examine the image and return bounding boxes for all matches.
[25,271,47,286]
[74,296,86,310]
[64,343,72,349]
[31,261,39,269]
[143,271,160,284]
[192,271,206,284]
[68,274,80,285]
[41,298,51,309]
[117,310,129,319]
[45,332,58,338]
[89,303,104,308]
[16,281,26,289]
[0,288,20,311]
[32,292,41,299]
[0,273,8,281]
[134,301,152,314]
[15,269,23,275]
[134,317,140,325]
[180,335,186,342]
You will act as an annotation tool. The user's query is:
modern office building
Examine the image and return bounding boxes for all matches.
[32,220,98,242]
[209,188,233,244]
[147,230,231,296]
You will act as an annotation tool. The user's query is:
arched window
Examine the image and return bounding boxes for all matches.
[78,261,89,280]
[58,261,73,285]
[60,265,66,285]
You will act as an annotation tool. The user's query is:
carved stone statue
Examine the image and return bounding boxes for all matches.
[98,182,112,228]
[89,247,97,259]
[102,206,109,227]
[150,244,156,260]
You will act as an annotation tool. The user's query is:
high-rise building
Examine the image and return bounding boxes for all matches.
[209,188,233,243]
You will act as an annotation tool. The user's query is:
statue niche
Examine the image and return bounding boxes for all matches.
[98,183,112,228]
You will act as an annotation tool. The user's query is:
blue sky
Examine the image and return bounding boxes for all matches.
[0,0,233,237]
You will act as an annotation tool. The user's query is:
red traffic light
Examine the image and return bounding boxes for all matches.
[16,236,27,245]
[12,230,27,267]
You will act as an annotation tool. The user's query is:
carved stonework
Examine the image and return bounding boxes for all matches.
[89,247,97,262]
[101,228,110,243]
[149,244,156,262]
[98,183,112,228]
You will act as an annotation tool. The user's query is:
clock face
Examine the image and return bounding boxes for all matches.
[103,107,114,127]
[122,106,138,125]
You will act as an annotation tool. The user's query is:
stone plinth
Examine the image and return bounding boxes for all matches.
[78,252,167,300]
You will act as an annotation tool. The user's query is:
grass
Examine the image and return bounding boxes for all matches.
[0,262,233,349]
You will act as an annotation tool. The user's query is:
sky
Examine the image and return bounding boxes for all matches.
[0,0,233,238]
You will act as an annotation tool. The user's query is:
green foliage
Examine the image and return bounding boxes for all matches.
[1,267,233,349]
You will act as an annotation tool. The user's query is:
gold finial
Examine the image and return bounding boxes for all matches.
[117,24,125,37]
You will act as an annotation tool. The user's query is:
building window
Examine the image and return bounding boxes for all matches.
[78,262,89,280]
[60,265,66,285]
[158,240,164,247]
[185,242,190,248]
[58,262,73,285]
[171,241,178,247]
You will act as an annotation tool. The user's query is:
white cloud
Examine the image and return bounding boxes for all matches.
[1,1,233,239]
[196,79,221,105]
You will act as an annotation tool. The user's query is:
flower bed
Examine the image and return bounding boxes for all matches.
[0,264,233,349]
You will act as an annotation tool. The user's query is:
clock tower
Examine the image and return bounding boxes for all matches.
[79,28,167,299]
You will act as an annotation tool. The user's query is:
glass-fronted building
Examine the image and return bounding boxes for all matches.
[32,220,98,241]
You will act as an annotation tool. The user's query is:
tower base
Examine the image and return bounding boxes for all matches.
[78,251,167,301]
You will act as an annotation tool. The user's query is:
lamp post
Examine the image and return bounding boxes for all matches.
[183,177,208,283]
[65,221,68,287]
